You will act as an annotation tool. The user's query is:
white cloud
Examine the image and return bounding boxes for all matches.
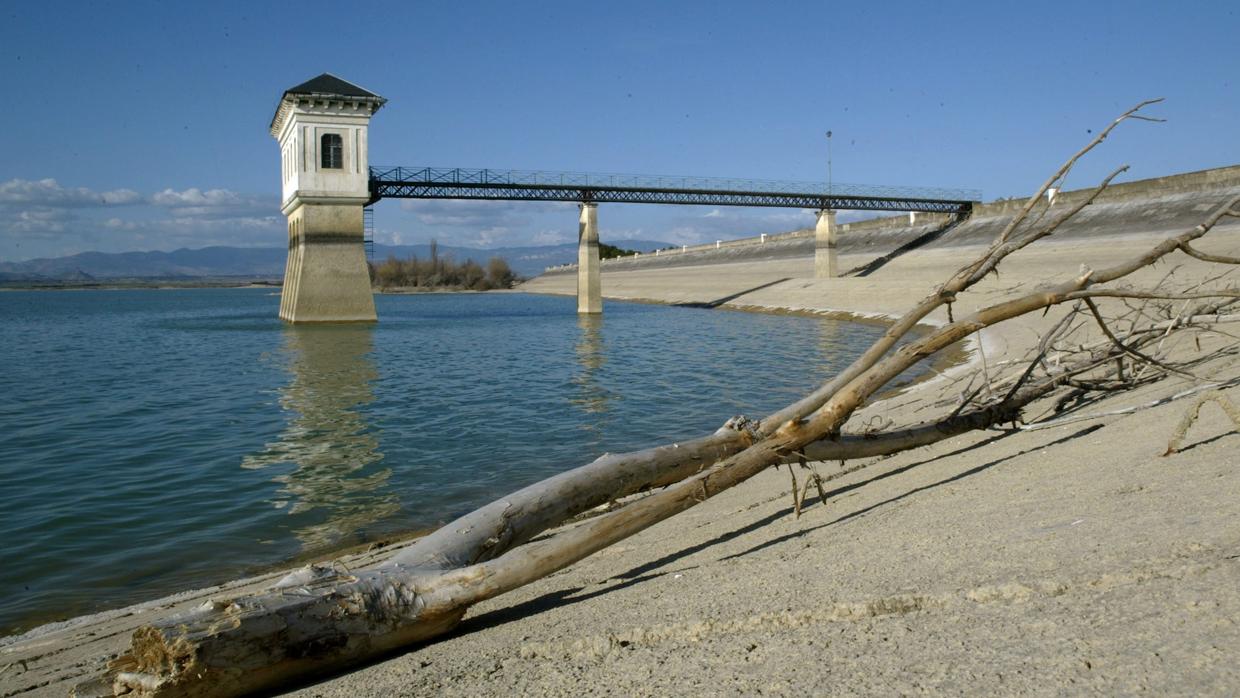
[165,215,282,230]
[8,207,74,234]
[458,225,512,248]
[103,217,138,231]
[0,178,141,207]
[376,228,406,246]
[103,190,142,205]
[598,227,647,241]
[398,199,574,230]
[150,188,275,219]
[0,178,290,260]
[531,229,572,245]
[659,226,711,246]
[152,187,242,207]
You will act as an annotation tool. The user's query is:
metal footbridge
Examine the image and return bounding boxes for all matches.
[368,166,980,213]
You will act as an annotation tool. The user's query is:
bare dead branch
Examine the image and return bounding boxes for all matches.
[968,165,1129,284]
[1064,289,1240,302]
[1002,306,1081,403]
[1178,241,1240,265]
[1083,297,1200,380]
[1024,381,1240,432]
[995,98,1163,246]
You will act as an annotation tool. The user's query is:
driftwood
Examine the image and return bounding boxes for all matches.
[91,101,1240,697]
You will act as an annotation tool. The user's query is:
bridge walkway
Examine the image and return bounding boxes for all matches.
[368,166,979,214]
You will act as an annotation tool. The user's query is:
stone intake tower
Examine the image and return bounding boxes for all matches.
[269,74,385,322]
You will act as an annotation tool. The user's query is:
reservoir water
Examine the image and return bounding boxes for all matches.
[0,289,912,634]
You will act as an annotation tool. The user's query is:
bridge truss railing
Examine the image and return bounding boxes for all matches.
[369,166,980,213]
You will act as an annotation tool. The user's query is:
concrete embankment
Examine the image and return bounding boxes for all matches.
[525,164,1240,318]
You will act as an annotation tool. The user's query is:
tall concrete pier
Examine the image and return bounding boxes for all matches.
[577,203,602,313]
[813,208,838,278]
[270,74,385,322]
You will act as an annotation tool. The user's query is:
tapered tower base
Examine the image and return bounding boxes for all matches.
[280,202,376,323]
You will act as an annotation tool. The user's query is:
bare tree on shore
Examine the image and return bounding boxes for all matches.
[94,99,1240,697]
[372,249,517,290]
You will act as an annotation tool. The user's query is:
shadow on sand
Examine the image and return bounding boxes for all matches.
[294,422,1103,693]
[673,278,791,309]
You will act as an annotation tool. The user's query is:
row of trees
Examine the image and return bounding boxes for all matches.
[600,242,639,259]
[369,241,518,291]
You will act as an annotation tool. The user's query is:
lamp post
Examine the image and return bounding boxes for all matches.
[825,130,833,201]
[815,130,838,278]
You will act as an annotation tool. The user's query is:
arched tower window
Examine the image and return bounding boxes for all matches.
[321,133,343,169]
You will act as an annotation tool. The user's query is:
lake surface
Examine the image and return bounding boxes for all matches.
[0,289,910,633]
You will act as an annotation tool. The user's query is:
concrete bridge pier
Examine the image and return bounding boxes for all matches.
[814,208,838,278]
[577,202,602,314]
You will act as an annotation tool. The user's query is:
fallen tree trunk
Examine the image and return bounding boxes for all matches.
[228,103,1162,585]
[95,101,1240,697]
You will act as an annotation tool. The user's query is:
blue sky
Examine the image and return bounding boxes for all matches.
[1,0,1237,260]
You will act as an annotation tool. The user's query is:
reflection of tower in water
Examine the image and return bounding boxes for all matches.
[571,314,610,425]
[242,325,397,550]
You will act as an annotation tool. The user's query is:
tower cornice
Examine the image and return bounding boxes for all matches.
[269,73,386,138]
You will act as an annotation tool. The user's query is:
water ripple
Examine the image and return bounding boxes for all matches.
[0,289,916,633]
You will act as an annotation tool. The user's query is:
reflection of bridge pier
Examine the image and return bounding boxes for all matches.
[241,325,397,550]
[572,314,609,420]
[817,314,842,365]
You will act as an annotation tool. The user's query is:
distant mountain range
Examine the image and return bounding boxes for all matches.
[0,240,674,283]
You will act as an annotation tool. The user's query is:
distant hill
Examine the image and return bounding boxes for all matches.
[0,240,674,283]
[0,247,289,280]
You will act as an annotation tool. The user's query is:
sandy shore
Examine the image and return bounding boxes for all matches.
[4,197,1240,695]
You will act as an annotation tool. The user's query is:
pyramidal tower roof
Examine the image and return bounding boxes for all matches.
[283,73,382,99]
[270,73,386,136]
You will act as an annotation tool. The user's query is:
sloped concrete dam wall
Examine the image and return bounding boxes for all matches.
[529,165,1240,285]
